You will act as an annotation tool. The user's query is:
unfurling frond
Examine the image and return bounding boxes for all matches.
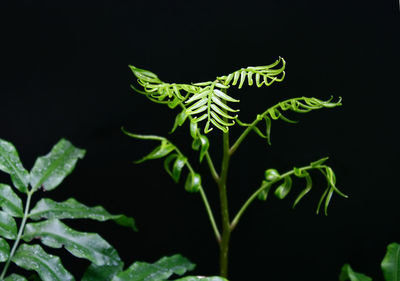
[217,57,286,88]
[236,96,342,145]
[257,157,347,215]
[129,58,286,134]
[185,83,239,133]
[121,127,202,193]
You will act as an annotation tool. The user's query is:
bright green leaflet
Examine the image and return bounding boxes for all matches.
[128,57,347,278]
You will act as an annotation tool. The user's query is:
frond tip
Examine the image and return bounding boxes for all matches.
[217,57,286,88]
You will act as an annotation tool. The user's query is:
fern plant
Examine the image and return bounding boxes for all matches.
[0,138,227,281]
[126,57,348,278]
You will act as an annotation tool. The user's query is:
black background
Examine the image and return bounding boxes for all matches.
[0,1,399,280]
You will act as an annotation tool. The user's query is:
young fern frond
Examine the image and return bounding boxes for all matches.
[121,127,201,193]
[129,57,285,133]
[235,96,342,146]
[217,57,286,88]
[185,83,240,133]
[257,157,347,215]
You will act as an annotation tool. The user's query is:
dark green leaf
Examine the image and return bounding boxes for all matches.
[175,277,228,281]
[82,262,124,281]
[172,156,186,183]
[257,183,271,201]
[12,244,75,281]
[381,243,400,281]
[274,176,292,199]
[198,135,209,163]
[30,139,86,191]
[0,139,30,193]
[264,116,272,145]
[4,274,28,281]
[264,169,280,181]
[339,264,372,281]
[112,254,195,281]
[29,198,137,231]
[0,210,17,239]
[0,237,10,262]
[135,141,175,164]
[164,154,178,179]
[310,157,329,167]
[170,110,188,133]
[23,219,121,266]
[190,122,198,139]
[0,183,23,217]
[293,172,312,208]
[184,173,201,193]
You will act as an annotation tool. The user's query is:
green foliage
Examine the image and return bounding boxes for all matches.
[0,138,136,280]
[339,243,400,281]
[128,58,346,278]
[0,138,226,280]
[129,58,285,134]
[82,254,227,281]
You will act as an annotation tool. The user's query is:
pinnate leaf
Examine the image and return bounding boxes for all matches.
[23,219,121,266]
[0,183,23,217]
[381,243,400,281]
[112,254,195,281]
[0,237,10,262]
[0,139,30,193]
[339,264,372,281]
[29,198,137,231]
[30,139,85,191]
[12,244,75,281]
[0,210,17,239]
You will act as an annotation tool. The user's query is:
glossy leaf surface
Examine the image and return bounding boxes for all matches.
[23,219,120,266]
[381,243,400,281]
[4,274,28,281]
[30,139,85,191]
[112,254,195,281]
[29,198,136,231]
[82,262,124,281]
[0,139,29,193]
[185,173,201,193]
[0,237,10,262]
[0,210,17,239]
[12,244,75,281]
[0,183,23,217]
[339,264,372,281]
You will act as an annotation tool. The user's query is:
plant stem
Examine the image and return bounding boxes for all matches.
[0,190,34,280]
[205,152,219,184]
[218,131,231,278]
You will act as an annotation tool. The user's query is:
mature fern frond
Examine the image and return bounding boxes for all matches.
[217,57,286,88]
[236,96,342,145]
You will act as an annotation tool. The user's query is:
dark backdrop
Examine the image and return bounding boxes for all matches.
[1,1,399,280]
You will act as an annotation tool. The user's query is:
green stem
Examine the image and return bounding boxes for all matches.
[218,131,231,278]
[230,123,256,155]
[231,165,313,230]
[174,147,221,242]
[1,190,34,280]
[205,152,219,183]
